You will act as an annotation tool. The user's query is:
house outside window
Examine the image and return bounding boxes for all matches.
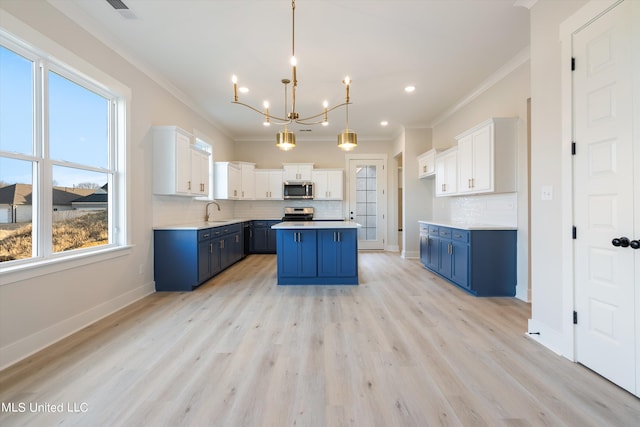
[0,35,126,267]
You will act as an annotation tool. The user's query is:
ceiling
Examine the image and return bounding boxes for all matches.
[49,0,530,142]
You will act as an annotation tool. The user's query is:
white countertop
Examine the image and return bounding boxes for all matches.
[272,221,361,229]
[418,220,517,231]
[153,218,356,231]
[154,218,258,230]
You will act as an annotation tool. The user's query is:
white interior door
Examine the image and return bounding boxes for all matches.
[573,0,638,395]
[348,157,386,250]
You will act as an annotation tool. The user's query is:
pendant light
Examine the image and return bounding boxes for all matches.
[230,0,355,151]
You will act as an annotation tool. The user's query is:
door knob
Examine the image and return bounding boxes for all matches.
[612,237,630,247]
[630,240,640,250]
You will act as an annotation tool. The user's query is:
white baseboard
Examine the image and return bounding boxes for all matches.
[0,281,155,370]
[515,283,529,302]
[402,250,420,259]
[526,318,572,360]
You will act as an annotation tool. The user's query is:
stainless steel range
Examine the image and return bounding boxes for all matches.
[282,207,314,221]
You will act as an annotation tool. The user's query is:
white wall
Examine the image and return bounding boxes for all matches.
[0,1,234,369]
[528,0,589,352]
[400,128,433,258]
[428,60,531,300]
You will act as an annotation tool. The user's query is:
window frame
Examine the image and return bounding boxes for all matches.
[0,29,131,284]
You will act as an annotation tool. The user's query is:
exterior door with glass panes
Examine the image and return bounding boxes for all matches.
[348,157,386,250]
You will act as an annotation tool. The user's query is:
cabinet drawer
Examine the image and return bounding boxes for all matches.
[420,223,429,234]
[253,220,268,228]
[198,229,213,241]
[428,225,439,235]
[451,229,469,243]
[438,227,451,238]
[220,223,241,235]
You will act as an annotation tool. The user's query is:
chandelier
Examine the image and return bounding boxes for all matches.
[231,0,357,151]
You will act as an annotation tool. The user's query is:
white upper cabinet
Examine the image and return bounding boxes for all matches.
[435,147,458,197]
[255,169,284,200]
[215,162,256,200]
[190,148,211,196]
[283,163,313,181]
[456,118,518,195]
[312,169,343,200]
[214,162,241,200]
[417,149,437,178]
[153,126,210,197]
[239,162,255,200]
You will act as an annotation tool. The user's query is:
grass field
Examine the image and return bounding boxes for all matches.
[0,210,108,262]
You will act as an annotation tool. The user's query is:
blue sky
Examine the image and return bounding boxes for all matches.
[1,45,109,188]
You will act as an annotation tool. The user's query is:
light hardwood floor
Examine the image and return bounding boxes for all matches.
[1,252,639,426]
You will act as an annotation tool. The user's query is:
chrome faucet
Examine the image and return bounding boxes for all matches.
[205,201,221,221]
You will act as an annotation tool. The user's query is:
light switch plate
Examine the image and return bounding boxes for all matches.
[541,185,553,201]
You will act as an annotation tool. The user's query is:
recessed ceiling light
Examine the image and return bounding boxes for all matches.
[405,85,416,93]
[380,121,388,126]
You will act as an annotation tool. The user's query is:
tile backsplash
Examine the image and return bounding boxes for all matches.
[448,192,518,227]
[152,196,345,226]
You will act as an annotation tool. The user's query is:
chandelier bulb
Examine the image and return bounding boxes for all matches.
[232,75,238,101]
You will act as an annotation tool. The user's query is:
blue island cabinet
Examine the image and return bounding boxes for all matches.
[277,229,317,278]
[274,224,359,285]
[318,229,358,280]
[420,222,516,297]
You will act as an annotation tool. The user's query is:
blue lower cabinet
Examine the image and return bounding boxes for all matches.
[250,220,278,253]
[198,239,212,283]
[276,228,358,285]
[154,223,243,291]
[318,229,357,279]
[154,229,199,292]
[450,240,469,289]
[277,229,317,278]
[419,223,516,297]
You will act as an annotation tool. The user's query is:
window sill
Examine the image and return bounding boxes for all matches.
[0,245,134,286]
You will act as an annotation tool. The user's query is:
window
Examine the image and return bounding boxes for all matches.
[0,36,126,267]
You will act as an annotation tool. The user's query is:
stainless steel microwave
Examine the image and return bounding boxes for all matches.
[283,181,314,199]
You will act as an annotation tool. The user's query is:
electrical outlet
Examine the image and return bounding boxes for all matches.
[541,185,553,201]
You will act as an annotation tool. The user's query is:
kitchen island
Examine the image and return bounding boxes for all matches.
[272,221,361,285]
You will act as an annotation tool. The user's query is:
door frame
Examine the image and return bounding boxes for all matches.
[345,153,388,250]
[559,0,629,362]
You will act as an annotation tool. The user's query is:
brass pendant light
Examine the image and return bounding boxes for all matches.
[231,0,355,150]
[276,129,296,151]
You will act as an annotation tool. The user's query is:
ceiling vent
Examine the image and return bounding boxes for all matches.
[105,0,138,19]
